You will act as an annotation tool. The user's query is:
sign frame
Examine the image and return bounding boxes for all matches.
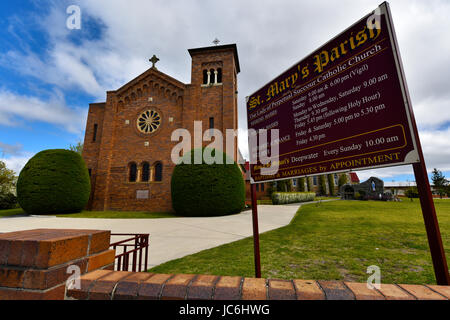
[247,1,449,284]
[247,2,420,184]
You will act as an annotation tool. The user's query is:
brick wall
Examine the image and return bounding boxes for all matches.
[66,271,450,300]
[82,45,240,213]
[0,229,115,300]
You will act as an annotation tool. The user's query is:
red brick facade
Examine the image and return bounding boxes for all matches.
[82,44,240,212]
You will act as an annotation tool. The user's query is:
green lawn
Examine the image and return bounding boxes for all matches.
[314,196,341,201]
[149,199,450,284]
[257,199,273,205]
[0,208,179,219]
[56,211,179,219]
[0,208,27,218]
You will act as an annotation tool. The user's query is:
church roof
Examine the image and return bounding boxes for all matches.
[188,44,240,73]
[114,66,186,96]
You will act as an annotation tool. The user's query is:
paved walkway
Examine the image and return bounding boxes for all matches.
[0,201,333,268]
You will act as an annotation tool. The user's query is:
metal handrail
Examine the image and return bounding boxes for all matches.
[110,233,149,272]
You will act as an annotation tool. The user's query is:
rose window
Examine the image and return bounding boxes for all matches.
[137,110,161,134]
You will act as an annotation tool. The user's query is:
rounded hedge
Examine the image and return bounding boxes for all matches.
[17,149,91,215]
[171,148,245,217]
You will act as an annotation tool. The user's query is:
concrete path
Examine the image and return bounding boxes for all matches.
[0,201,334,268]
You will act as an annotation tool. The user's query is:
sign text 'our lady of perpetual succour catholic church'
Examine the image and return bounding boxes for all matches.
[247,2,420,183]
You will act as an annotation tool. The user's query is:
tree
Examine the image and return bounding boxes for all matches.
[267,182,276,197]
[284,179,293,192]
[327,174,335,196]
[306,177,311,192]
[405,186,419,201]
[318,175,327,195]
[69,141,84,155]
[0,160,16,195]
[0,160,17,209]
[298,177,306,192]
[431,168,447,199]
[338,174,348,189]
[275,179,292,192]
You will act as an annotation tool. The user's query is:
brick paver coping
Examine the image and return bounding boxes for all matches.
[0,229,115,300]
[66,271,450,300]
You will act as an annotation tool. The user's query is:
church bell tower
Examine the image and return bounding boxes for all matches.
[185,43,240,162]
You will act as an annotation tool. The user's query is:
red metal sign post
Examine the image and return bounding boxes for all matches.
[383,1,450,286]
[413,162,450,284]
[250,183,262,278]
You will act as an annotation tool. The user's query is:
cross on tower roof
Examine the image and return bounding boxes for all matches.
[212,38,220,46]
[149,55,160,69]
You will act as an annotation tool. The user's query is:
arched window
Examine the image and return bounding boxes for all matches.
[129,162,137,182]
[141,162,150,182]
[203,69,208,85]
[154,162,163,182]
[210,68,215,84]
[93,124,98,142]
[217,68,222,83]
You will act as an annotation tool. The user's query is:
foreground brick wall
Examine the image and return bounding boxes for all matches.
[0,229,115,300]
[66,271,450,300]
[2,229,449,300]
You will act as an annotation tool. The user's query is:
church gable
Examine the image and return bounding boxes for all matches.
[114,67,185,112]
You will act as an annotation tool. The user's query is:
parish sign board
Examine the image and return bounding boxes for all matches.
[246,2,449,284]
[247,2,419,183]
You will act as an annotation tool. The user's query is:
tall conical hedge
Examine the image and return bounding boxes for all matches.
[17,149,91,215]
[171,148,245,217]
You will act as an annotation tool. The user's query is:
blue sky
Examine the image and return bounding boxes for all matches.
[1,0,450,184]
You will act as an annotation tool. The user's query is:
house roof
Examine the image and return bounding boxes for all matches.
[349,172,360,183]
[384,181,417,187]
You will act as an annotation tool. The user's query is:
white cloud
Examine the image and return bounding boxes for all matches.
[419,128,450,171]
[0,142,23,157]
[0,89,87,134]
[0,47,105,98]
[0,154,33,175]
[356,127,450,181]
[2,0,450,181]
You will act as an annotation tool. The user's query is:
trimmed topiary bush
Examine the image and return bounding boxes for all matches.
[171,148,245,217]
[17,149,91,215]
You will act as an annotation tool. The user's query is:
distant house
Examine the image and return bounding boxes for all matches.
[384,181,418,197]
[349,172,360,184]
[340,177,384,199]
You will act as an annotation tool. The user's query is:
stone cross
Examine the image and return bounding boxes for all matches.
[212,38,220,46]
[149,55,160,69]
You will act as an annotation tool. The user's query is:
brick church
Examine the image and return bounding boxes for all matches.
[82,44,241,212]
